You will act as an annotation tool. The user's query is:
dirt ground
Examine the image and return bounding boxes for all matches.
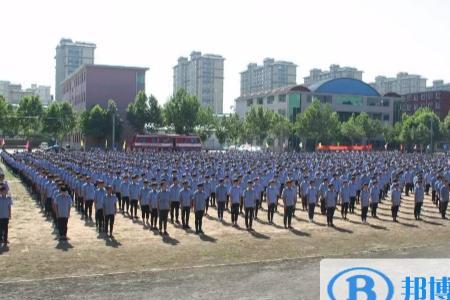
[1,162,450,283]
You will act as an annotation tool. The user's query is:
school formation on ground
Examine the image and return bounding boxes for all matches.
[0,149,449,245]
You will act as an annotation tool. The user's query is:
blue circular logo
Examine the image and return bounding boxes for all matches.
[327,267,394,300]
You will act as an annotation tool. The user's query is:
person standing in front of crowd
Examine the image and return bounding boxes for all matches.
[157,180,170,235]
[282,179,296,229]
[229,179,241,227]
[325,183,337,227]
[414,179,424,220]
[169,177,181,224]
[139,180,151,225]
[215,178,227,221]
[307,180,318,222]
[439,179,449,219]
[266,180,278,224]
[82,176,95,220]
[300,176,309,211]
[339,179,350,220]
[360,183,370,224]
[113,171,122,213]
[179,180,192,229]
[104,185,118,238]
[0,184,12,246]
[94,180,106,232]
[242,180,256,231]
[349,176,358,214]
[120,175,131,215]
[319,178,328,215]
[391,182,401,222]
[129,175,140,220]
[149,182,159,230]
[369,180,380,218]
[55,185,72,241]
[193,183,207,234]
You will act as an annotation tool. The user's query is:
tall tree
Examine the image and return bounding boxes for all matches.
[163,89,200,134]
[3,103,19,137]
[0,96,9,134]
[244,106,275,145]
[224,114,243,145]
[196,106,216,142]
[270,113,292,149]
[126,91,150,134]
[295,100,340,148]
[340,114,364,145]
[80,105,108,142]
[42,102,76,142]
[354,112,383,143]
[146,94,163,132]
[214,115,228,146]
[17,96,44,137]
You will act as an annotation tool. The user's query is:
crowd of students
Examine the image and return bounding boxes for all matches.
[1,149,449,243]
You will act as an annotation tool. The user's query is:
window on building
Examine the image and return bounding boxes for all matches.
[436,101,441,109]
[383,114,390,121]
[247,99,253,107]
[278,109,286,116]
[335,95,363,106]
[267,96,274,104]
[257,97,263,105]
[278,94,286,103]
[367,97,381,106]
[382,99,390,107]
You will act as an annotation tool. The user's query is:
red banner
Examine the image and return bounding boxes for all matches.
[316,144,372,151]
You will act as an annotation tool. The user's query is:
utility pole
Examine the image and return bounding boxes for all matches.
[112,112,115,151]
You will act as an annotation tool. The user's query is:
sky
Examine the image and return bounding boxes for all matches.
[1,0,450,112]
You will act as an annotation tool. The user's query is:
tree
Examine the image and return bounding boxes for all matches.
[3,103,19,137]
[341,114,364,145]
[244,106,275,145]
[106,99,123,148]
[17,96,44,137]
[401,108,441,150]
[196,106,216,142]
[126,91,150,134]
[0,96,9,134]
[270,113,292,150]
[163,89,200,134]
[42,102,76,142]
[146,94,163,132]
[215,115,228,146]
[354,113,383,144]
[224,114,243,145]
[80,105,108,142]
[295,100,340,148]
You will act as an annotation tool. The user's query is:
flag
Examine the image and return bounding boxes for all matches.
[105,139,108,149]
[384,143,388,150]
[123,140,127,151]
[80,139,84,148]
[414,144,417,150]
[25,140,30,152]
[400,144,404,151]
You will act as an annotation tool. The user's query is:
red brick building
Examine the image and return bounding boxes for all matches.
[402,90,450,120]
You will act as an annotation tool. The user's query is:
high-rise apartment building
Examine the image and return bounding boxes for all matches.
[55,38,96,101]
[303,64,363,85]
[427,80,450,92]
[0,81,51,105]
[240,58,297,97]
[370,72,427,95]
[173,51,224,114]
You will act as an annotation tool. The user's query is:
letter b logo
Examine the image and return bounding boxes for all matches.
[347,275,376,300]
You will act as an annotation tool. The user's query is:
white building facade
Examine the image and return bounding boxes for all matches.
[303,64,363,85]
[370,72,427,95]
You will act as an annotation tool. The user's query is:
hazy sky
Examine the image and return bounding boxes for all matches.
[1,0,450,112]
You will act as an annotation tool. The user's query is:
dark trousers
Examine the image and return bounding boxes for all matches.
[58,217,68,237]
[254,201,260,219]
[370,203,378,217]
[130,199,138,217]
[159,209,169,231]
[432,190,436,203]
[150,208,158,228]
[240,197,243,213]
[349,196,356,213]
[181,206,190,226]
[391,205,399,221]
[122,196,130,213]
[210,192,216,206]
[0,218,9,242]
[205,197,210,213]
[85,199,94,218]
[414,202,423,219]
[96,209,104,230]
[217,201,225,220]
[341,202,349,218]
[361,206,369,222]
[301,196,307,210]
[195,210,204,232]
[231,203,239,223]
[440,201,448,219]
[284,205,294,228]
[245,207,254,229]
[326,207,335,225]
[268,203,275,222]
[425,184,430,195]
[45,197,52,216]
[170,201,180,222]
[105,214,115,234]
[320,198,326,215]
[308,203,316,220]
[116,192,122,210]
[141,205,150,220]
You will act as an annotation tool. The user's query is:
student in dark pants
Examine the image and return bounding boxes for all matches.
[193,183,207,234]
[55,185,72,241]
[104,185,118,238]
[391,182,401,222]
[414,180,424,220]
[325,184,337,227]
[0,184,12,245]
[360,183,370,224]
[282,179,296,229]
